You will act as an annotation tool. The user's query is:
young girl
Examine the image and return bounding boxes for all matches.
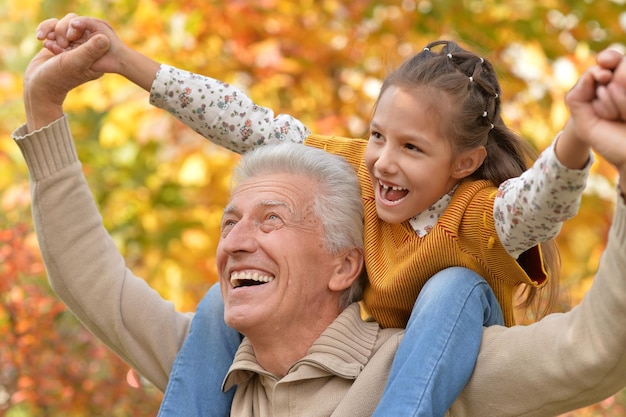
[40,17,595,417]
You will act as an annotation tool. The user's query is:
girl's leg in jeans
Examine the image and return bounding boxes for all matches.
[157,283,243,417]
[372,267,504,417]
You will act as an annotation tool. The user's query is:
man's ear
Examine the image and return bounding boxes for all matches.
[328,248,364,292]
[451,146,487,179]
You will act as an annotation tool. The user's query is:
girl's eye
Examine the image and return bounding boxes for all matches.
[405,143,421,153]
[369,131,383,141]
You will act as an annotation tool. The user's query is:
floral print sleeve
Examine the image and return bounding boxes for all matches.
[149,64,311,154]
[494,135,593,259]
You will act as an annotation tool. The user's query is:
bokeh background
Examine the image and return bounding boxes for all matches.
[1,0,625,415]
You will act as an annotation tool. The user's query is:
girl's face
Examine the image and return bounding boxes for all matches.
[365,85,469,225]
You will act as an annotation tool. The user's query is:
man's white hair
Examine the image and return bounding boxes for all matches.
[232,143,366,307]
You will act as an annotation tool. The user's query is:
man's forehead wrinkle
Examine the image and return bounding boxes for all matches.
[262,200,293,213]
[223,199,294,215]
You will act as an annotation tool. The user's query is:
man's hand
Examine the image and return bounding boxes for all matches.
[592,48,626,121]
[565,48,626,192]
[25,33,110,132]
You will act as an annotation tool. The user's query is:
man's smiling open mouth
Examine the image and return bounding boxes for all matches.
[230,271,275,288]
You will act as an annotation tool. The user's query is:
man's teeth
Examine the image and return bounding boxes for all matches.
[230,271,274,287]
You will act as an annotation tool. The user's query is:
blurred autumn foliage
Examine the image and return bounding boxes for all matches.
[1,0,625,415]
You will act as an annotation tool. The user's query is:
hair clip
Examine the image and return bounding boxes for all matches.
[490,123,495,129]
[469,76,474,82]
[480,58,484,64]
[494,93,499,99]
[482,111,488,117]
[447,53,453,59]
[423,47,430,51]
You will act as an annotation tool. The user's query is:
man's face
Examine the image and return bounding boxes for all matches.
[217,172,344,338]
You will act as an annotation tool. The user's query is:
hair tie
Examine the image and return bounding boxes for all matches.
[480,58,484,64]
[447,53,452,59]
[423,47,430,51]
[494,93,499,99]
[482,111,488,117]
[469,76,473,82]
[490,123,495,129]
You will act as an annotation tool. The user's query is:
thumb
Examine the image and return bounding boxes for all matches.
[566,70,596,106]
[59,33,110,85]
[73,33,110,65]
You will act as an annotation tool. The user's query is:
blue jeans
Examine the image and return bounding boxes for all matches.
[372,267,504,417]
[157,284,241,417]
[158,267,502,416]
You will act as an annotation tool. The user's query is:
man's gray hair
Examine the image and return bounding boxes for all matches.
[232,143,366,307]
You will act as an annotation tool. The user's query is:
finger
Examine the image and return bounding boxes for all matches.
[592,85,620,120]
[612,56,626,90]
[607,82,626,120]
[68,33,110,72]
[588,65,614,86]
[66,18,92,42]
[566,71,597,104]
[42,40,67,55]
[36,18,59,40]
[68,16,113,40]
[53,13,79,49]
[596,48,624,71]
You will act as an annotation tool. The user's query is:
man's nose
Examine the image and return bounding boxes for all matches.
[221,219,258,255]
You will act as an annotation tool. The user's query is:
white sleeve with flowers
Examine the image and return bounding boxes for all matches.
[149,64,311,154]
[494,137,592,259]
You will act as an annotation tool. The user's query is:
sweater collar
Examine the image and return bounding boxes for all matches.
[408,183,458,237]
[223,304,380,390]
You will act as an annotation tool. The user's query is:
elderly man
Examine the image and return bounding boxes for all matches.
[13,30,626,417]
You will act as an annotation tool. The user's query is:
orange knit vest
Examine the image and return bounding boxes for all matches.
[305,134,547,328]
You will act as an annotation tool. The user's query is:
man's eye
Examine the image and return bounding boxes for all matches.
[221,219,237,230]
[259,213,284,232]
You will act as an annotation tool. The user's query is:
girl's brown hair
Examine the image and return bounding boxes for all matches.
[378,40,560,320]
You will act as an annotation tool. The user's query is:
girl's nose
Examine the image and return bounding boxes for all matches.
[374,145,397,175]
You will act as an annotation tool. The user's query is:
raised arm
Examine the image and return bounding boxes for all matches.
[38,14,311,154]
[494,49,621,258]
[15,30,191,391]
